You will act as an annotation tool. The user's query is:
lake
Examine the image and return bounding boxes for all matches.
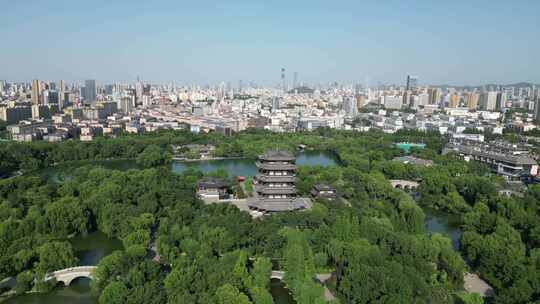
[71,231,124,266]
[42,151,339,182]
[424,209,463,250]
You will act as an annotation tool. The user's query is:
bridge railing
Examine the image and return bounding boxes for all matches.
[45,266,97,280]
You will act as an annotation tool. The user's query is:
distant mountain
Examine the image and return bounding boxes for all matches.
[432,82,539,90]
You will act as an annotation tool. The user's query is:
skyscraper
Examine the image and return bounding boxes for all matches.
[84,79,97,105]
[281,68,286,91]
[293,72,298,89]
[406,75,419,91]
[465,92,480,110]
[427,88,440,105]
[135,78,144,102]
[31,79,40,105]
[448,94,460,108]
[271,97,280,112]
[59,80,65,109]
[479,92,497,111]
[535,99,540,124]
[343,96,358,117]
[496,92,507,110]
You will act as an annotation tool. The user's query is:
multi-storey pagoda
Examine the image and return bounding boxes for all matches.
[248,150,311,212]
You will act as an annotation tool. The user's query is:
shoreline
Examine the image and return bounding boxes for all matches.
[172,156,245,162]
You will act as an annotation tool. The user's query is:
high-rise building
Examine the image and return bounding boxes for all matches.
[535,99,540,124]
[496,92,507,110]
[449,94,460,108]
[342,96,358,117]
[479,92,497,111]
[271,97,280,112]
[59,80,65,109]
[135,79,144,102]
[417,93,429,108]
[465,92,480,110]
[427,88,440,105]
[31,80,40,105]
[84,80,97,105]
[119,96,135,113]
[406,75,419,91]
[402,91,412,107]
[383,96,402,109]
[281,68,286,91]
[356,95,367,109]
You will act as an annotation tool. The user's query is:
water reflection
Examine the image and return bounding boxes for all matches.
[71,231,124,266]
[42,151,338,182]
[424,209,463,250]
[5,278,98,304]
[270,279,296,304]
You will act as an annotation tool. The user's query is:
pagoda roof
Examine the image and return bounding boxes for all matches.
[256,186,297,195]
[255,174,295,183]
[259,150,295,161]
[256,162,297,170]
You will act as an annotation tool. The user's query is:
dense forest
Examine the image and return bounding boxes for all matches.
[0,129,539,303]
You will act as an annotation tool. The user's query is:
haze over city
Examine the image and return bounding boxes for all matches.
[2,0,540,85]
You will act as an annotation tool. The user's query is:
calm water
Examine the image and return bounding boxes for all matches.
[5,232,122,304]
[43,151,338,182]
[71,231,124,266]
[172,158,257,176]
[424,209,462,250]
[5,278,98,304]
[270,279,296,304]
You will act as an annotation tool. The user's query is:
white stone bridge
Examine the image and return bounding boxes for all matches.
[389,180,419,191]
[44,266,97,285]
[270,270,285,280]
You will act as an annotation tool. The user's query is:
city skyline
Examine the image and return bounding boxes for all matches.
[2,0,540,85]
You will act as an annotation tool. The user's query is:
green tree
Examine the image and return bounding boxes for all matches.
[215,284,252,304]
[36,241,78,276]
[99,281,130,304]
[455,291,484,304]
[15,271,34,294]
[136,145,171,168]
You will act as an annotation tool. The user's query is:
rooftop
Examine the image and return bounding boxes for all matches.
[444,143,537,166]
[256,162,297,171]
[259,150,295,161]
[312,183,336,191]
[197,177,229,189]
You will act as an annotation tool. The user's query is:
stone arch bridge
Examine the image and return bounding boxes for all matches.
[44,266,97,286]
[389,180,419,191]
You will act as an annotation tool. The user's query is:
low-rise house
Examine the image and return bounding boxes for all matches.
[197,178,231,203]
[310,184,338,200]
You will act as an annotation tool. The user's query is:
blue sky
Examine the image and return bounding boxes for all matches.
[1,0,539,85]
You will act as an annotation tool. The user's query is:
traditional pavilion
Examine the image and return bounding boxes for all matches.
[247,150,312,212]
